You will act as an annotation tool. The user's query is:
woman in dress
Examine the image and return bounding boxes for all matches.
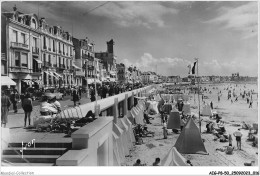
[22,93,33,127]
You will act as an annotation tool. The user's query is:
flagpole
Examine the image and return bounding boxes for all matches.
[195,58,201,133]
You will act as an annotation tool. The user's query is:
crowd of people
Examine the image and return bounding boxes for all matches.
[1,83,144,128]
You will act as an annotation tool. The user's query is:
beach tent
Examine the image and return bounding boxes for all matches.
[161,147,188,166]
[182,102,191,116]
[167,110,181,130]
[201,104,213,116]
[127,110,135,124]
[147,101,159,114]
[113,123,129,156]
[112,132,122,166]
[174,118,208,154]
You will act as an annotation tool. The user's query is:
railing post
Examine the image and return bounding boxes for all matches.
[124,94,128,116]
[113,97,119,124]
[131,92,134,107]
[95,104,100,117]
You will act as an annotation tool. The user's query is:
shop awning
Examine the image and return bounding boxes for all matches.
[22,80,34,85]
[53,72,62,78]
[48,72,59,80]
[72,63,81,70]
[33,58,43,64]
[33,80,43,85]
[1,76,16,86]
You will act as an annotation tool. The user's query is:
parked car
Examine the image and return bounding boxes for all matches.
[45,88,64,100]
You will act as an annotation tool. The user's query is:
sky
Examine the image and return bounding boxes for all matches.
[1,1,258,77]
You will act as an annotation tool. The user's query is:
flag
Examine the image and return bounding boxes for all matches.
[187,64,191,74]
[192,61,197,74]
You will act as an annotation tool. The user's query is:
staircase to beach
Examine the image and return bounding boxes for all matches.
[2,141,72,166]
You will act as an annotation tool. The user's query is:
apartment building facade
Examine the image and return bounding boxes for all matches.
[2,7,42,93]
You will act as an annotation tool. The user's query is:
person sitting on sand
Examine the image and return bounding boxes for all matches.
[228,134,233,146]
[187,160,193,166]
[152,158,161,166]
[225,145,234,155]
[133,159,143,166]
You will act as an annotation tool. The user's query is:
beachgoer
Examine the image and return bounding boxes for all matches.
[249,100,253,108]
[233,129,242,150]
[226,144,234,155]
[228,134,233,146]
[187,160,193,166]
[133,159,142,166]
[210,101,213,109]
[163,119,167,139]
[152,158,160,166]
[1,91,11,127]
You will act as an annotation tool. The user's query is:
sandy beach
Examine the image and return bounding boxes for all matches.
[124,82,258,166]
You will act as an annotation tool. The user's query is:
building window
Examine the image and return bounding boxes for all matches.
[13,30,18,42]
[1,60,7,75]
[14,51,20,66]
[21,53,28,67]
[31,19,37,29]
[21,33,26,44]
[33,37,37,48]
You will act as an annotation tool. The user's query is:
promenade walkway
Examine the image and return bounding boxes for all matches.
[3,94,100,143]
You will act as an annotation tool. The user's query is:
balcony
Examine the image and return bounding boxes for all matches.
[43,45,47,50]
[48,47,51,51]
[32,47,39,55]
[32,68,42,76]
[53,48,56,52]
[10,67,31,74]
[11,42,29,50]
[59,50,62,54]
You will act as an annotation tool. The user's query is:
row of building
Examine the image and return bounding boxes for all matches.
[1,7,256,94]
[1,6,119,94]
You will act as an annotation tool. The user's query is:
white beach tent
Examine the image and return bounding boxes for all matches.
[161,147,188,166]
[201,104,213,116]
[147,100,159,114]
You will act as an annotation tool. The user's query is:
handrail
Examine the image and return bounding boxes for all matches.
[61,86,151,118]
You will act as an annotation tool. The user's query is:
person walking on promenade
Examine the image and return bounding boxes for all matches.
[233,129,242,150]
[22,93,33,127]
[1,91,12,127]
[90,87,96,102]
[101,85,107,99]
[72,89,79,106]
[10,89,20,113]
[78,88,82,100]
